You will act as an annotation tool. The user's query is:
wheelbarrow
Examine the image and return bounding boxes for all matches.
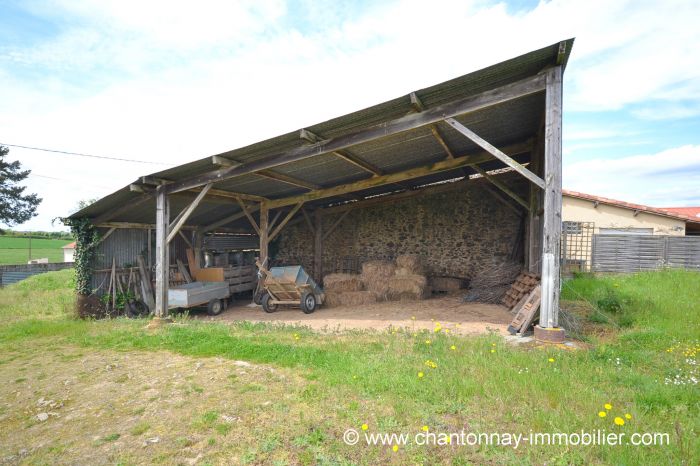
[255,261,324,314]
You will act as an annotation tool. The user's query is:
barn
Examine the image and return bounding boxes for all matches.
[69,39,573,340]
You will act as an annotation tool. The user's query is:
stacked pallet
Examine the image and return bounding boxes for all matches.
[502,272,540,309]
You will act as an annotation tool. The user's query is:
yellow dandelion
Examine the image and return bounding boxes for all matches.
[425,339,431,345]
[434,327,441,333]
[490,349,496,353]
[598,411,607,418]
[353,375,357,379]
[422,425,429,432]
[548,358,555,363]
[411,316,416,320]
[361,423,368,431]
[392,444,399,452]
[450,345,456,351]
[418,372,424,378]
[614,417,625,426]
[445,329,450,334]
[492,343,496,347]
[604,403,612,410]
[625,413,632,420]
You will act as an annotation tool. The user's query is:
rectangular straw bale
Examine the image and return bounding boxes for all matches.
[323,273,363,292]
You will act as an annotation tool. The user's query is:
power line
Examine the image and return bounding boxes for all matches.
[0,142,172,166]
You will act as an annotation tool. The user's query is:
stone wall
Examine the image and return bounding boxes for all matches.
[273,179,526,281]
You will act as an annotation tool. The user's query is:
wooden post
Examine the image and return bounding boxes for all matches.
[539,66,563,329]
[259,202,269,265]
[313,209,323,281]
[154,186,170,318]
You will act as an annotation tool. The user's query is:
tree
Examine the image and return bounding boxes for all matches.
[0,145,41,226]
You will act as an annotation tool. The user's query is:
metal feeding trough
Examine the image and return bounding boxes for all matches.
[256,263,324,314]
[168,281,230,315]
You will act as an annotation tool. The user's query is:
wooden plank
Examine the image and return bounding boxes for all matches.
[176,259,192,283]
[177,230,193,249]
[313,209,323,280]
[154,187,169,317]
[507,285,541,334]
[444,117,545,189]
[322,210,352,241]
[167,183,212,243]
[164,73,547,194]
[430,125,455,159]
[540,66,563,329]
[259,203,269,265]
[268,202,304,242]
[471,165,529,210]
[236,197,260,235]
[266,150,494,209]
[137,255,155,312]
[299,128,383,176]
[301,207,315,234]
[268,210,283,234]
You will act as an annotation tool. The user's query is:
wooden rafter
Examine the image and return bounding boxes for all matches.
[163,75,546,196]
[256,170,321,190]
[444,117,545,189]
[265,140,531,209]
[200,204,261,233]
[300,128,383,176]
[430,125,455,159]
[93,194,151,225]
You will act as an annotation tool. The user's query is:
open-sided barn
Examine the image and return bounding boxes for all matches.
[69,39,573,339]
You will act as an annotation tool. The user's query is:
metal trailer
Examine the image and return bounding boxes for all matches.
[256,263,324,314]
[168,281,230,315]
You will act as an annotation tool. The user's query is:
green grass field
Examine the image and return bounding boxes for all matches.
[0,236,73,264]
[0,269,698,464]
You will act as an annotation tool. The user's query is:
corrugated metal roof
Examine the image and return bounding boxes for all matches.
[72,39,573,229]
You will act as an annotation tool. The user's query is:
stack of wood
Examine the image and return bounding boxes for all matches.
[502,272,540,310]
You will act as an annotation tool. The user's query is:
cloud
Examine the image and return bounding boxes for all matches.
[564,145,700,206]
[1,0,699,230]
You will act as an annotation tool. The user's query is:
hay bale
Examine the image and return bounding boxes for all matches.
[323,273,363,292]
[387,274,428,301]
[360,260,396,297]
[324,291,378,307]
[395,254,423,274]
[430,276,464,292]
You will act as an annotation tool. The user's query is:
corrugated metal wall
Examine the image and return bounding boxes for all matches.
[0,262,74,286]
[90,228,191,295]
[592,235,700,273]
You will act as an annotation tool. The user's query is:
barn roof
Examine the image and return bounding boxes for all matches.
[71,39,574,231]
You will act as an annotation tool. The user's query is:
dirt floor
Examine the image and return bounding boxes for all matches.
[200,295,513,335]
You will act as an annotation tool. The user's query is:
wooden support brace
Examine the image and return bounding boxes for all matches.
[444,117,545,189]
[96,227,116,245]
[472,165,529,211]
[268,202,304,242]
[178,230,193,248]
[322,210,351,241]
[236,197,260,235]
[167,183,212,243]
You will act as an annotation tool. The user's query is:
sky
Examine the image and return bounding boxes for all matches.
[1,0,699,231]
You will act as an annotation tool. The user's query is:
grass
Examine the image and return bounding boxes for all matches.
[0,269,698,464]
[0,235,72,264]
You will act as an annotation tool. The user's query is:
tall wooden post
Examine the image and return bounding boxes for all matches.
[539,66,563,330]
[154,186,170,318]
[259,202,269,265]
[313,209,323,281]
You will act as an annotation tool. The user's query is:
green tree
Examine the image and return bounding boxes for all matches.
[0,145,41,226]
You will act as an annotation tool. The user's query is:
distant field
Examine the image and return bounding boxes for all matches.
[0,236,72,264]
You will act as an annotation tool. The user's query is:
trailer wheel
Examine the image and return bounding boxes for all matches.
[262,293,278,313]
[300,292,317,314]
[253,291,264,305]
[207,299,223,316]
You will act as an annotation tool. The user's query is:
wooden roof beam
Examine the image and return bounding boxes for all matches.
[256,170,321,190]
[266,140,531,209]
[165,73,546,195]
[300,128,383,176]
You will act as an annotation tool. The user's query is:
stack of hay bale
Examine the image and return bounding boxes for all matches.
[323,255,430,306]
[501,272,540,310]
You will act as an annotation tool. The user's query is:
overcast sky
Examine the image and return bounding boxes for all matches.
[1,0,699,231]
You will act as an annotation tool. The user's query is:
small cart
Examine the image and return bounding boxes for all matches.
[168,281,230,316]
[256,263,324,314]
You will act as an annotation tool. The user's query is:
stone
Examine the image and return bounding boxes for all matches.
[36,413,49,422]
